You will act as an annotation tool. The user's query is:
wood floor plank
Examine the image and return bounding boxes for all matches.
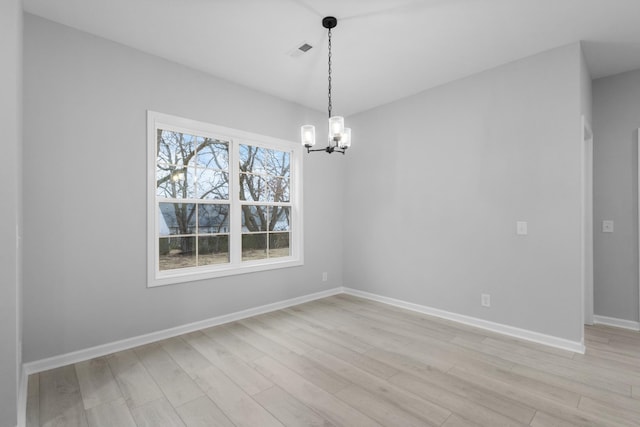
[74,357,121,410]
[194,364,284,427]
[201,324,265,363]
[508,362,640,413]
[388,372,528,426]
[225,322,351,394]
[577,395,640,425]
[305,348,452,425]
[239,316,316,355]
[441,414,482,427]
[85,397,136,427]
[39,366,88,427]
[26,374,39,427]
[282,307,375,353]
[134,343,204,407]
[174,396,235,427]
[252,355,383,427]
[182,330,272,396]
[253,385,337,427]
[483,336,640,386]
[129,398,186,427]
[335,384,438,427]
[288,327,399,379]
[159,336,213,377]
[395,360,538,424]
[446,365,615,426]
[452,335,632,396]
[453,360,581,408]
[105,349,164,408]
[529,411,581,427]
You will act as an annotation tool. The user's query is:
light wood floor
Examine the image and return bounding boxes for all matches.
[26,294,640,426]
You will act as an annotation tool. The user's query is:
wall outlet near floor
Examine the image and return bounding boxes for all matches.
[602,220,614,233]
[322,272,328,282]
[481,294,491,307]
[516,221,528,235]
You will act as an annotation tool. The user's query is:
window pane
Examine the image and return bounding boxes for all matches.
[198,235,229,265]
[156,166,195,199]
[159,203,196,235]
[240,144,290,179]
[157,130,195,166]
[239,173,268,201]
[242,205,268,232]
[270,206,290,231]
[196,169,229,200]
[242,233,267,261]
[198,204,229,233]
[239,145,266,172]
[269,233,290,258]
[197,139,229,170]
[268,176,290,202]
[264,149,290,179]
[159,236,196,270]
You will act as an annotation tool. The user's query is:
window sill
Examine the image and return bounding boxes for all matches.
[148,257,304,287]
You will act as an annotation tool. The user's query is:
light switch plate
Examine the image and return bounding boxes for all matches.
[602,220,614,233]
[516,221,528,235]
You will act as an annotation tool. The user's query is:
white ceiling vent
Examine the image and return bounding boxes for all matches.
[289,42,313,58]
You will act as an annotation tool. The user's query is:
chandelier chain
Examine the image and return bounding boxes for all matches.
[327,27,332,119]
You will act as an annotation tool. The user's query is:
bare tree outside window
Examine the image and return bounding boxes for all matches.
[156,130,230,270]
[239,144,291,260]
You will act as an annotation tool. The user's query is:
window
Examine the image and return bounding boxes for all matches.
[147,111,302,287]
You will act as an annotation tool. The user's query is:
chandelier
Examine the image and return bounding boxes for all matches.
[301,16,351,154]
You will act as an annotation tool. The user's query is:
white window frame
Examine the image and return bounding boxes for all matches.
[147,111,303,287]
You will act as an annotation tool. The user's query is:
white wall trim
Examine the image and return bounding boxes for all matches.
[343,288,586,354]
[593,315,640,331]
[23,284,592,378]
[22,287,343,375]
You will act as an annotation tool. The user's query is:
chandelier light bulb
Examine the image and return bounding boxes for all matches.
[329,116,344,140]
[301,125,316,147]
[339,127,351,149]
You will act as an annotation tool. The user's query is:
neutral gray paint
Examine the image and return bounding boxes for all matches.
[22,15,344,363]
[593,69,640,322]
[580,44,594,324]
[343,43,586,342]
[0,1,21,426]
[580,44,593,125]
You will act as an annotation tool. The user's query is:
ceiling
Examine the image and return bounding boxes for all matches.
[22,0,640,116]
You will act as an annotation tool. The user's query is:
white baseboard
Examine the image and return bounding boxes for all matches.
[22,287,343,375]
[343,287,586,354]
[593,315,640,331]
[22,284,590,377]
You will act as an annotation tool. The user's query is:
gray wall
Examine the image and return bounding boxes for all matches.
[593,69,640,322]
[580,44,593,125]
[23,15,345,363]
[343,43,586,342]
[0,0,21,425]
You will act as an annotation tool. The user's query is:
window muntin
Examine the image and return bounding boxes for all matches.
[148,112,302,286]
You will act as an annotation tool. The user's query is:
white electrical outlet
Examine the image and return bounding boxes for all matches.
[516,221,528,235]
[322,272,328,282]
[602,220,614,233]
[481,294,491,307]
